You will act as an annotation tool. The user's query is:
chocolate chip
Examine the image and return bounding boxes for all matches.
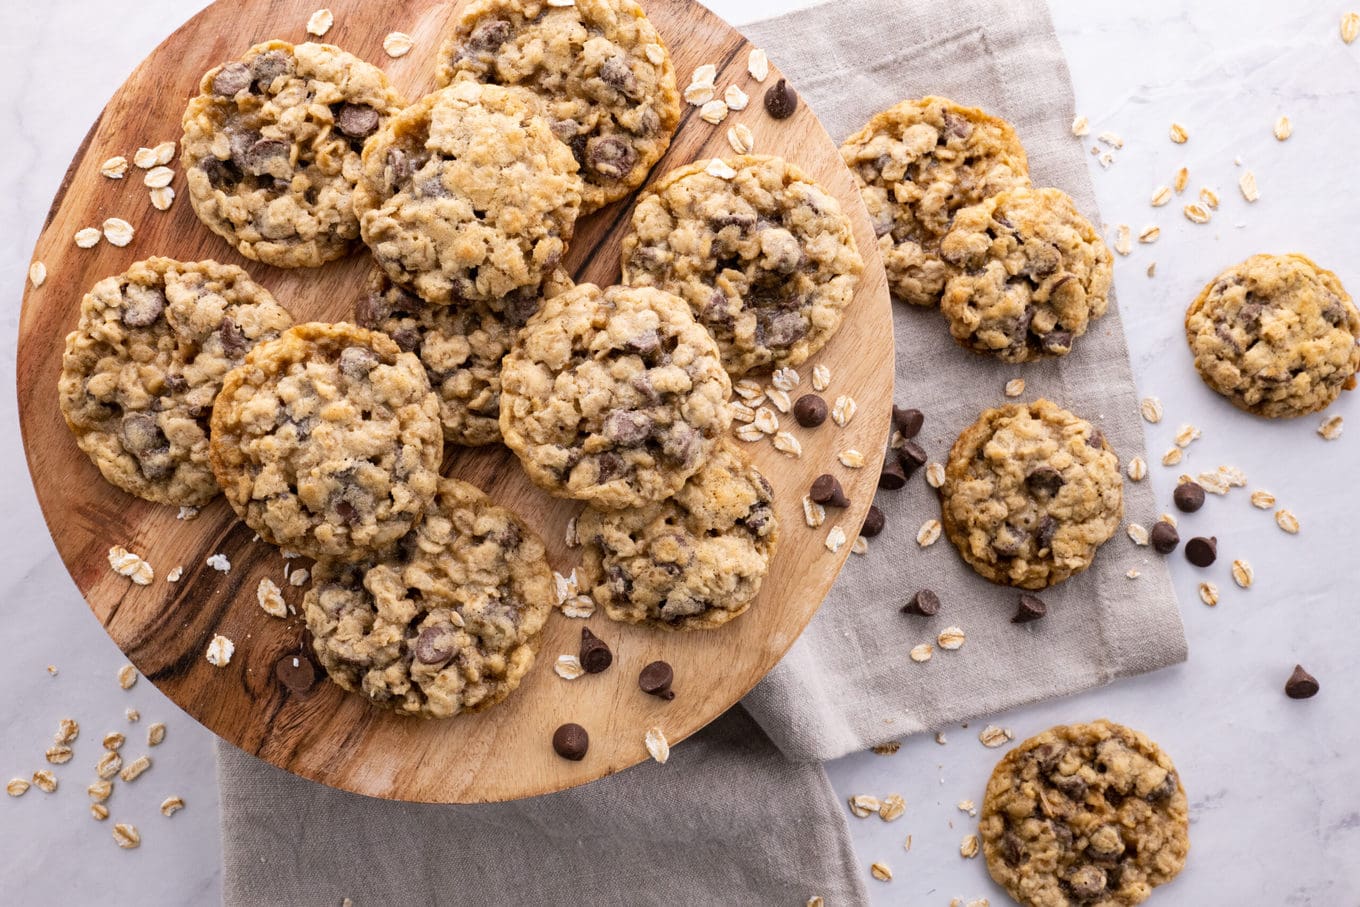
[879,457,907,490]
[1052,773,1087,800]
[598,56,638,96]
[860,505,885,538]
[1066,865,1108,900]
[336,103,380,139]
[212,62,252,97]
[793,394,828,427]
[1149,521,1179,554]
[638,661,675,700]
[339,346,380,379]
[249,50,293,88]
[335,500,360,525]
[1285,664,1319,699]
[1184,535,1217,567]
[764,78,798,119]
[1035,515,1057,551]
[1086,430,1106,450]
[1173,481,1206,513]
[603,410,652,447]
[901,589,940,617]
[468,19,511,51]
[414,627,456,665]
[624,329,660,355]
[585,135,637,181]
[120,413,165,454]
[1012,593,1047,623]
[758,310,807,349]
[1025,466,1064,496]
[579,628,612,674]
[892,406,924,439]
[218,317,249,358]
[898,441,927,476]
[1037,330,1073,355]
[809,474,848,507]
[241,139,290,177]
[552,723,589,761]
[274,654,316,694]
[121,284,166,328]
[1000,831,1024,866]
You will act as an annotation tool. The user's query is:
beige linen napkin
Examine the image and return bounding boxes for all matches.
[219,0,1188,901]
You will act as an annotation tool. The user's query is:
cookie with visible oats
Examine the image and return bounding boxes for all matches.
[980,720,1189,907]
[579,440,777,630]
[355,267,574,446]
[59,258,293,506]
[621,155,864,376]
[436,0,681,213]
[499,283,732,511]
[1185,253,1360,419]
[353,81,583,307]
[181,41,405,268]
[305,478,553,719]
[941,400,1122,590]
[840,96,1031,307]
[210,323,443,562]
[939,187,1112,363]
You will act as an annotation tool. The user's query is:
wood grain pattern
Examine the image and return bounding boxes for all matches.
[15,0,894,802]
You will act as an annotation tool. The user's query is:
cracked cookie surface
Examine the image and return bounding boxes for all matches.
[1185,253,1360,418]
[499,283,732,510]
[355,267,573,446]
[305,478,553,719]
[210,322,442,562]
[436,0,680,213]
[942,400,1122,589]
[354,81,583,307]
[940,187,1112,363]
[622,155,864,376]
[980,720,1190,907]
[59,258,293,506]
[580,440,777,630]
[840,96,1030,307]
[181,41,405,268]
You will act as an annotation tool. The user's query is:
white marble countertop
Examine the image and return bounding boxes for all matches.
[3,1,1357,903]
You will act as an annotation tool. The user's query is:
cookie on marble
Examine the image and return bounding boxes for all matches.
[939,187,1112,363]
[305,478,554,719]
[579,440,777,630]
[353,81,583,307]
[210,322,443,562]
[840,96,1031,307]
[1184,253,1360,419]
[355,267,574,446]
[181,41,405,268]
[58,258,293,506]
[621,155,864,376]
[941,400,1122,590]
[980,719,1190,907]
[436,0,681,213]
[499,283,732,510]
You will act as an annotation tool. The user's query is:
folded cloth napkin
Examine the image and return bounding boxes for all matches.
[220,0,1188,901]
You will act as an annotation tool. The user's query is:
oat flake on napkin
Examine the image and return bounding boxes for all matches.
[219,0,1187,901]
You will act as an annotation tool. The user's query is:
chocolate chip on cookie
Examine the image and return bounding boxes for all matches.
[860,505,886,538]
[639,661,676,700]
[902,589,940,617]
[764,78,798,119]
[1185,535,1217,567]
[794,394,829,427]
[552,723,590,761]
[1150,521,1179,554]
[579,628,613,674]
[810,474,849,507]
[1173,480,1206,513]
[1285,664,1319,699]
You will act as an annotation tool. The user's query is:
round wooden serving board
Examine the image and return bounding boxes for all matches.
[16,0,893,802]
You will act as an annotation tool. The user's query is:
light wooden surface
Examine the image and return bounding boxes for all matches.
[15,0,893,803]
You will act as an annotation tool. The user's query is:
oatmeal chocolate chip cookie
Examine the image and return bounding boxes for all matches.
[436,0,681,213]
[579,440,777,630]
[621,155,864,376]
[980,720,1190,907]
[354,81,583,307]
[181,41,405,269]
[941,400,1122,589]
[940,187,1112,363]
[58,258,293,506]
[355,267,574,446]
[499,283,732,510]
[305,478,554,719]
[840,96,1031,307]
[210,322,443,562]
[1184,253,1360,419]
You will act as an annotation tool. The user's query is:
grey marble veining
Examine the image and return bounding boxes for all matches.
[1,1,1356,904]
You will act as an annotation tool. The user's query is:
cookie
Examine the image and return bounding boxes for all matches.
[579,440,777,630]
[941,400,1122,589]
[1185,253,1360,418]
[840,96,1031,307]
[980,720,1190,907]
[304,478,554,719]
[58,258,293,506]
[181,41,405,269]
[499,283,732,510]
[210,322,443,562]
[355,267,574,446]
[621,155,864,376]
[939,187,1112,363]
[436,0,681,213]
[353,81,583,307]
